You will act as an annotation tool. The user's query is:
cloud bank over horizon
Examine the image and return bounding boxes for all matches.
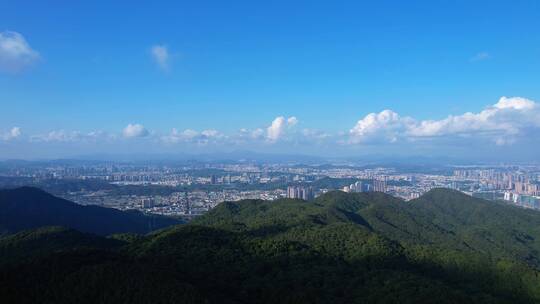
[1,97,539,160]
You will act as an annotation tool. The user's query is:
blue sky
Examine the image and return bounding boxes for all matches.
[1,1,539,160]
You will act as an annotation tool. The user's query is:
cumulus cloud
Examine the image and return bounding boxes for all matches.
[151,45,169,71]
[123,124,149,138]
[349,96,540,145]
[1,127,21,140]
[349,110,413,143]
[0,31,40,73]
[287,116,298,126]
[266,116,298,142]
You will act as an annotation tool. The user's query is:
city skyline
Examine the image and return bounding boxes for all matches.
[1,1,540,160]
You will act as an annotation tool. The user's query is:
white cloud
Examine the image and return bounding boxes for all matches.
[123,124,149,138]
[201,129,220,138]
[151,45,169,71]
[493,96,534,110]
[349,110,413,143]
[470,52,491,62]
[302,128,331,140]
[408,97,539,138]
[349,96,540,145]
[251,128,265,138]
[181,129,199,139]
[1,127,21,140]
[287,116,298,126]
[0,31,40,73]
[10,127,21,138]
[239,128,265,140]
[41,130,79,142]
[30,130,108,143]
[162,128,224,144]
[7,97,538,153]
[266,116,297,142]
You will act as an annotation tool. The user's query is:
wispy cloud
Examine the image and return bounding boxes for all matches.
[0,31,40,73]
[151,45,170,71]
[470,52,491,62]
[30,130,109,143]
[1,127,21,140]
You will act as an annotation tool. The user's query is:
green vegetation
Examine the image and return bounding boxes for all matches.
[0,226,122,266]
[1,188,540,303]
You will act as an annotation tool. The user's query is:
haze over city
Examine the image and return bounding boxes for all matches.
[1,1,539,161]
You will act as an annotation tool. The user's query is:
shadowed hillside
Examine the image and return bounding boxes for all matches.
[0,187,181,236]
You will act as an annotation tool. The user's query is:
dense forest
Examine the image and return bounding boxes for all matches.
[1,187,540,303]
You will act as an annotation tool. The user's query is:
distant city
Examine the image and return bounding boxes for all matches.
[1,160,538,219]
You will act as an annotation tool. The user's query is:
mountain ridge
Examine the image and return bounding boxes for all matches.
[0,186,181,236]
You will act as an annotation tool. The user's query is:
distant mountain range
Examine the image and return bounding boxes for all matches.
[0,187,181,236]
[1,187,540,303]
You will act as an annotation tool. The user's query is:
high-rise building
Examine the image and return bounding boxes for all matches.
[141,198,154,208]
[302,186,314,200]
[349,181,364,193]
[373,178,387,193]
[287,186,298,198]
[287,186,314,200]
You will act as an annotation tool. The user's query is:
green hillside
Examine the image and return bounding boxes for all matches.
[0,226,122,266]
[1,188,540,303]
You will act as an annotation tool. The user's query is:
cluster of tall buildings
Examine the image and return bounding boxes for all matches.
[342,178,387,193]
[140,198,155,208]
[342,181,366,193]
[287,186,315,200]
[513,181,540,196]
[504,192,540,209]
[453,169,539,194]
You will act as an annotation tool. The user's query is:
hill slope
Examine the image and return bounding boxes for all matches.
[1,188,540,303]
[0,187,181,236]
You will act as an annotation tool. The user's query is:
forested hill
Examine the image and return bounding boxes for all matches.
[196,188,540,269]
[2,188,540,303]
[0,187,181,236]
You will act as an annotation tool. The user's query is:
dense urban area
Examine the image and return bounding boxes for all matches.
[1,160,539,220]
